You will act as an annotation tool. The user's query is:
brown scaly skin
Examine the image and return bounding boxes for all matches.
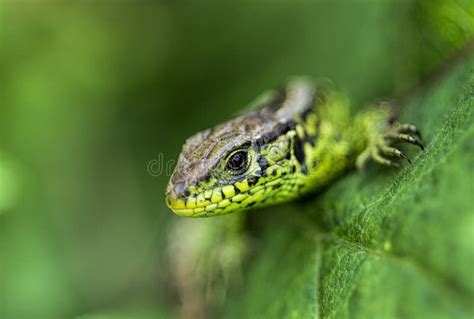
[165,78,423,217]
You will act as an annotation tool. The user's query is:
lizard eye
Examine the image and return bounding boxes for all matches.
[225,150,248,173]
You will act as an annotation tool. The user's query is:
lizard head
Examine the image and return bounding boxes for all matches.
[165,116,298,217]
[165,80,317,217]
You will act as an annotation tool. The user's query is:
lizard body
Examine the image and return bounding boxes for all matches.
[166,78,422,217]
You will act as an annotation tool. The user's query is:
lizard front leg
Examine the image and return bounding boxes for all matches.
[354,102,424,169]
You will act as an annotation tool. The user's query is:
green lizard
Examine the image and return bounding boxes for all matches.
[165,78,423,217]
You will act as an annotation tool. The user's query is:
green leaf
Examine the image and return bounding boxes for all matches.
[222,56,474,318]
[0,154,20,214]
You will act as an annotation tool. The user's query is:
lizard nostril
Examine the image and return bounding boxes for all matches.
[173,182,190,199]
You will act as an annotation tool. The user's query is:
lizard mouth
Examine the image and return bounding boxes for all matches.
[166,179,266,217]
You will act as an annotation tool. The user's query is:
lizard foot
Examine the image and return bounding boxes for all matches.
[356,120,424,169]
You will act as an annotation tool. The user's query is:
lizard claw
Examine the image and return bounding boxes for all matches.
[396,123,422,139]
[371,148,400,168]
[357,120,423,169]
[378,145,412,164]
[385,131,425,150]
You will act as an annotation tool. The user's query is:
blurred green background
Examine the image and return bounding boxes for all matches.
[0,0,473,318]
